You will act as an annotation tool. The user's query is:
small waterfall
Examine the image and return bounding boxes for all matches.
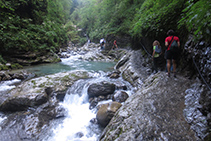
[49,76,103,141]
[47,71,134,141]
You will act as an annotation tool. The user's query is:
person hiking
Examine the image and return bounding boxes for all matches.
[152,40,162,73]
[165,29,180,77]
[100,38,106,50]
[112,40,118,50]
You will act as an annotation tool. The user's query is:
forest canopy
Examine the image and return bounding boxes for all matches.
[71,0,210,42]
[0,0,210,64]
[0,0,77,56]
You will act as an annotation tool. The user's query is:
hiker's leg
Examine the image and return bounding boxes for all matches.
[172,59,176,72]
[154,57,159,72]
[167,59,171,74]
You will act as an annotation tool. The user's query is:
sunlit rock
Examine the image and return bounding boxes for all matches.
[96,101,122,127]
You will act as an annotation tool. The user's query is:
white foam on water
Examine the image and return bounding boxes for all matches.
[0,79,21,92]
[51,94,98,141]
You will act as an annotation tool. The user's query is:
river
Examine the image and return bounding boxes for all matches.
[0,46,134,141]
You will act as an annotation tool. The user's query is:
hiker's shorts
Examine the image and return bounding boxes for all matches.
[166,50,179,60]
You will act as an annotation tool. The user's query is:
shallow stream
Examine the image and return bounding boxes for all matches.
[0,50,134,141]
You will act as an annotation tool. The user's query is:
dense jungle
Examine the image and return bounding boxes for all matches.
[0,0,211,140]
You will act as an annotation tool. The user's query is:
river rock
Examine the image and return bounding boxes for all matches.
[115,50,150,88]
[87,82,115,98]
[0,99,66,141]
[0,70,34,81]
[112,91,129,103]
[0,70,89,111]
[0,92,48,111]
[8,51,61,65]
[107,71,121,79]
[96,101,122,127]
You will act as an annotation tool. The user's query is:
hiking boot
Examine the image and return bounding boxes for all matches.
[167,72,170,77]
[173,72,176,78]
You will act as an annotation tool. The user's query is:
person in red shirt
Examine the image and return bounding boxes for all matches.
[112,40,118,50]
[165,29,180,77]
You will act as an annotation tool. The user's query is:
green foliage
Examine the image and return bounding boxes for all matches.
[0,0,74,57]
[131,0,186,38]
[178,0,211,41]
[0,55,7,64]
[64,21,80,44]
[47,0,72,24]
[71,0,209,43]
[71,0,144,41]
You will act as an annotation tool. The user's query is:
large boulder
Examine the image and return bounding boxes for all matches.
[0,91,48,111]
[0,99,66,141]
[0,70,89,111]
[87,82,115,98]
[96,101,122,127]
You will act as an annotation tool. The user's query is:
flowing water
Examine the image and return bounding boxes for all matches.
[0,50,134,141]
[45,57,133,140]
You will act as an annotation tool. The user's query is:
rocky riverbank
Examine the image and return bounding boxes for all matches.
[0,42,210,140]
[100,49,211,140]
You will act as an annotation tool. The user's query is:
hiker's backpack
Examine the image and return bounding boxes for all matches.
[155,45,161,53]
[169,36,178,51]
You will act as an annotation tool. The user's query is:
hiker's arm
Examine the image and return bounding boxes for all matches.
[152,50,155,58]
[165,41,168,47]
[177,41,180,47]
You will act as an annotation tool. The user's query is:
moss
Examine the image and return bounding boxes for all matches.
[0,65,9,70]
[11,63,23,69]
[70,72,89,80]
[35,89,42,93]
[61,75,70,81]
[122,73,133,85]
[38,82,46,88]
[52,57,61,63]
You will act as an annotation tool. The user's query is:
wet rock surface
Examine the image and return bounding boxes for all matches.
[99,47,210,140]
[0,70,34,81]
[0,71,89,111]
[58,42,127,62]
[87,82,115,98]
[112,91,129,103]
[0,70,90,140]
[100,72,200,140]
